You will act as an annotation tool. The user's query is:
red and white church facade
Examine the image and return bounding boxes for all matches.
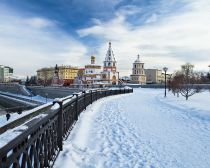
[82,42,119,85]
[101,42,118,85]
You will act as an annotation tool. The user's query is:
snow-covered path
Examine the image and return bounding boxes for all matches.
[54,88,210,168]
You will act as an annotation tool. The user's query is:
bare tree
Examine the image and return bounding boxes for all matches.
[169,72,183,97]
[170,63,201,100]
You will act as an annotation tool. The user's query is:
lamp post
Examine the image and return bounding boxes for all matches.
[117,72,120,86]
[163,67,168,97]
[45,93,48,103]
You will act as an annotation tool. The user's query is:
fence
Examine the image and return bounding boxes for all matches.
[0,88,133,168]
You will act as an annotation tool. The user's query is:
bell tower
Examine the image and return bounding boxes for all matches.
[130,54,146,84]
[102,42,118,85]
[91,55,96,64]
[103,42,117,72]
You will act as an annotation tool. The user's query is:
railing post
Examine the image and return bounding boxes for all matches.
[90,90,93,104]
[54,100,63,151]
[96,91,98,101]
[73,94,79,121]
[83,91,86,110]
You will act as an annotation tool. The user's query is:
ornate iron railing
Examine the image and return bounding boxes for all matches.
[0,88,133,168]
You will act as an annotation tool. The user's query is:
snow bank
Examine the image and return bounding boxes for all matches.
[0,125,28,148]
[0,113,47,148]
[0,102,52,127]
[0,91,53,104]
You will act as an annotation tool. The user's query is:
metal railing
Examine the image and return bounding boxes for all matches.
[0,88,133,168]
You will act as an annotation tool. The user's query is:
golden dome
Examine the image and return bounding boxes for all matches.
[91,55,96,60]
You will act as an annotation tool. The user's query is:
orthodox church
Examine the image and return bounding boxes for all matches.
[102,42,118,85]
[130,55,146,84]
[83,55,102,84]
[81,42,119,86]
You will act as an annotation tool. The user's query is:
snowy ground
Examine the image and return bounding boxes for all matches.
[0,91,53,105]
[54,88,210,168]
[0,91,54,127]
[0,102,52,128]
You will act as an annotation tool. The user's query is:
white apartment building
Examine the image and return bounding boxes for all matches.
[0,65,13,82]
[145,69,163,84]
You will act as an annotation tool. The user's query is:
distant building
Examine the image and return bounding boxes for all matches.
[102,42,118,85]
[60,65,79,86]
[37,67,54,85]
[130,55,146,84]
[0,65,13,82]
[37,65,78,86]
[83,56,102,84]
[120,76,130,83]
[74,68,85,85]
[145,69,163,84]
[161,72,171,83]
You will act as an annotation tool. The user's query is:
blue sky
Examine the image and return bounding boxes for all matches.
[0,0,210,76]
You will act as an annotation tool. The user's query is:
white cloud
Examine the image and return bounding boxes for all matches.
[78,0,210,76]
[0,6,88,76]
[116,5,142,16]
[24,17,55,28]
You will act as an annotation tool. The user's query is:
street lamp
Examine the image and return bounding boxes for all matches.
[163,67,168,97]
